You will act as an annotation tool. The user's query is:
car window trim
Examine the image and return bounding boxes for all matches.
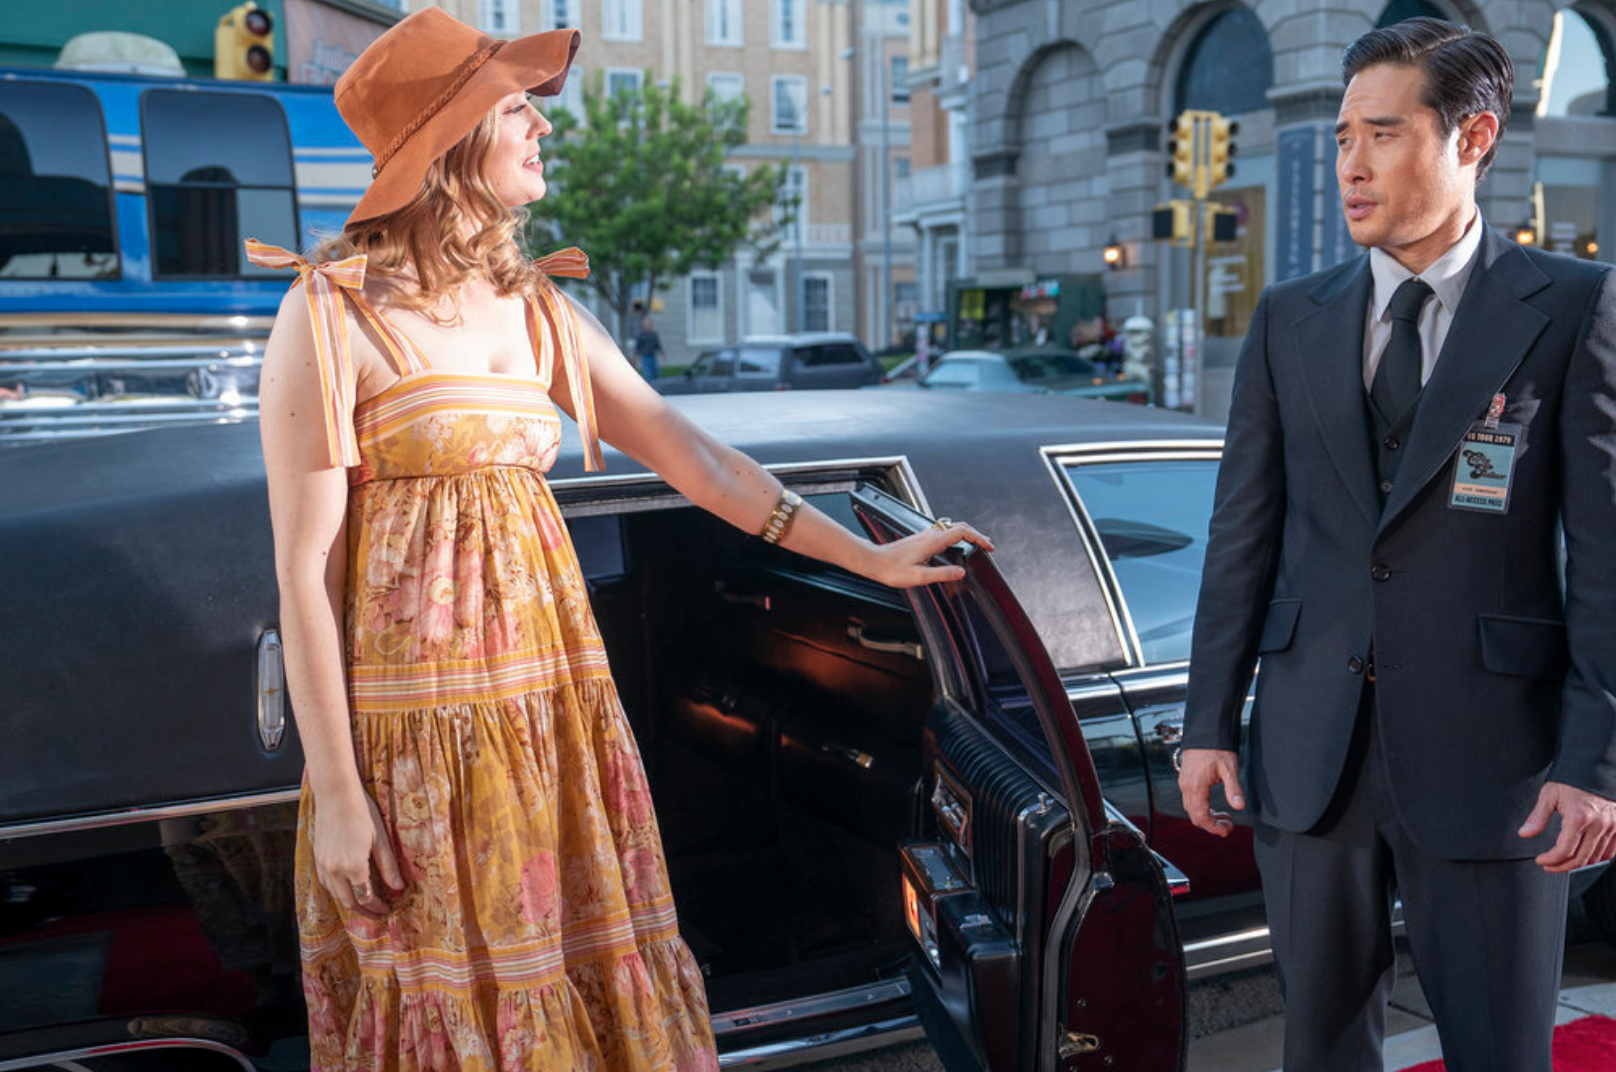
[1041,441,1224,669]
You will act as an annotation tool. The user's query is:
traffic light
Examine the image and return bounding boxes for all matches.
[1208,115,1238,190]
[216,2,275,81]
[1152,201,1194,248]
[1166,111,1196,191]
[1205,204,1239,243]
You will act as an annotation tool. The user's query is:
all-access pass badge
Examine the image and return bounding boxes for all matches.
[1449,393,1519,514]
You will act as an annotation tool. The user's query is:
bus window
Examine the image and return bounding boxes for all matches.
[142,90,299,278]
[0,81,119,280]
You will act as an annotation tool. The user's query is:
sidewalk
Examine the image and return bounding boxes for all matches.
[1187,936,1616,1072]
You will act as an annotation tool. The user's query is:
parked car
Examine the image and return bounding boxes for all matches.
[7,391,1604,1070]
[913,347,1151,404]
[653,333,885,395]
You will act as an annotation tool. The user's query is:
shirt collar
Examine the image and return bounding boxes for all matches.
[1369,210,1485,321]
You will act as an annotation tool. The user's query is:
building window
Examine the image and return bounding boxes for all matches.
[142,90,298,278]
[894,155,910,180]
[543,66,584,121]
[891,56,910,102]
[606,68,643,101]
[706,0,743,46]
[0,80,119,280]
[689,272,724,343]
[603,0,642,41]
[771,0,804,49]
[480,0,519,34]
[776,165,807,244]
[771,75,807,133]
[1174,7,1273,116]
[544,0,572,30]
[803,272,833,331]
[707,72,745,102]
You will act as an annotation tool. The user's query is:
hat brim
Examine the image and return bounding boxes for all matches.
[346,28,580,227]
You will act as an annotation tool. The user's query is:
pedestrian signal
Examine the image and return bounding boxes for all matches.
[1152,201,1194,248]
[1206,205,1239,243]
[215,1,275,81]
[1208,115,1238,190]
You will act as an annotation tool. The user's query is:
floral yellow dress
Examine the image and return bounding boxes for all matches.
[247,241,717,1072]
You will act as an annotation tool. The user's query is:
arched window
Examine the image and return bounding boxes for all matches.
[1539,7,1616,118]
[1376,0,1452,28]
[1173,7,1274,116]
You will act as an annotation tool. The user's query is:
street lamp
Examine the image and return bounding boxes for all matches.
[790,83,834,333]
[841,43,894,349]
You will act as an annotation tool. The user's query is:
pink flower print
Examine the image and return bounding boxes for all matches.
[605,749,656,827]
[535,505,567,550]
[422,574,456,646]
[519,851,559,924]
[390,754,450,874]
[619,845,661,903]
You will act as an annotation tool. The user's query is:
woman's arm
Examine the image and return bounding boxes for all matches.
[259,285,402,913]
[554,295,992,586]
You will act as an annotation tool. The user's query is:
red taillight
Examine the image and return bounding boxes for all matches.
[775,383,792,391]
[1126,391,1149,405]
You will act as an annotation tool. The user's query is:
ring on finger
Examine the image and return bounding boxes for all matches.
[352,881,373,899]
[932,516,955,530]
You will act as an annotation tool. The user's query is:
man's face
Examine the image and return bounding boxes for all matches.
[1336,63,1486,269]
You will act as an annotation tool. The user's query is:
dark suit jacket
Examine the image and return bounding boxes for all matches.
[1183,227,1616,860]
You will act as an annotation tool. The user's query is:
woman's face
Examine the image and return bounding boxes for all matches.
[486,91,553,208]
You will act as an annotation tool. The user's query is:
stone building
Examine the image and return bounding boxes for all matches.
[424,0,925,364]
[961,0,1616,415]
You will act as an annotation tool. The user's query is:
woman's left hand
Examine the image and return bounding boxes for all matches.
[868,521,995,589]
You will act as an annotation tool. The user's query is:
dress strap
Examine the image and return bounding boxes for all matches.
[343,291,432,378]
[530,247,604,472]
[244,238,367,469]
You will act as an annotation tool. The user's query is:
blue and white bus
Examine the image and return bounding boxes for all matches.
[0,65,371,440]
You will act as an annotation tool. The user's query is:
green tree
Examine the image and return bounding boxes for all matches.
[526,72,793,343]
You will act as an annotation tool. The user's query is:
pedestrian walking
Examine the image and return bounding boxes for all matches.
[633,315,664,380]
[1179,17,1616,1072]
[250,10,989,1070]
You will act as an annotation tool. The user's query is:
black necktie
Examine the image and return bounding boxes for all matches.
[1371,278,1434,424]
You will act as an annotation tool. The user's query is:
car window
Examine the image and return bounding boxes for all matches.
[1010,352,1097,382]
[1062,458,1219,664]
[922,360,980,388]
[142,90,299,278]
[691,349,734,376]
[0,80,119,280]
[799,343,862,367]
[736,347,782,376]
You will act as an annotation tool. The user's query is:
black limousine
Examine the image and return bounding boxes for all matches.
[3,389,1236,1071]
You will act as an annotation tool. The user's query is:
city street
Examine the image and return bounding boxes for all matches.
[800,905,1616,1072]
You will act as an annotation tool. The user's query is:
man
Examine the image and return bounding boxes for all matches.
[633,314,664,380]
[1179,18,1616,1072]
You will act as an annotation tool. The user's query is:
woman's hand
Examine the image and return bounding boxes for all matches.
[312,789,406,917]
[866,521,995,589]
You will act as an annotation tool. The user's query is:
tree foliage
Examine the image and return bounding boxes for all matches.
[526,73,792,341]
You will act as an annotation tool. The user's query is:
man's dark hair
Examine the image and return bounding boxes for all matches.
[1342,17,1514,182]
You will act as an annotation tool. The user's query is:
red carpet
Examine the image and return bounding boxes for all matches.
[1400,1015,1616,1072]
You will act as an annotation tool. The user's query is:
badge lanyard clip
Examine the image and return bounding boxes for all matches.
[1484,393,1506,431]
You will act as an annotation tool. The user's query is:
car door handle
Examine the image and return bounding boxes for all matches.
[257,628,287,751]
[1154,719,1184,745]
[714,580,770,610]
[847,622,925,661]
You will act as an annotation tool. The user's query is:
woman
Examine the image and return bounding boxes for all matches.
[253,10,988,1070]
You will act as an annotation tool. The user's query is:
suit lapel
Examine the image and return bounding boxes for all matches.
[1377,229,1551,533]
[1295,257,1380,529]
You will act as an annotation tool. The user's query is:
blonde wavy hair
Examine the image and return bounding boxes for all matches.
[311,106,543,315]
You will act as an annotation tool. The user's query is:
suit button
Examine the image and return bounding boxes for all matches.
[1371,564,1392,581]
[1384,436,1401,450]
[1379,480,1394,494]
[1348,656,1365,674]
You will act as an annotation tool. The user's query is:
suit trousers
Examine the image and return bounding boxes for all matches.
[1253,680,1570,1072]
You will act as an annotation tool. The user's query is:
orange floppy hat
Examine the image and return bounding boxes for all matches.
[336,7,579,226]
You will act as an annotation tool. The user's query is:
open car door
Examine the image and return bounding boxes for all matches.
[852,485,1187,1072]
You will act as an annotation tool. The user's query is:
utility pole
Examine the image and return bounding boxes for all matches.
[1155,108,1237,410]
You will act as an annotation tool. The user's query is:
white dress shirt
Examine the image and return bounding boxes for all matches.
[1362,212,1486,391]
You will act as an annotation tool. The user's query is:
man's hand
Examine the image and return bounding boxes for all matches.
[1519,781,1616,873]
[1178,748,1246,837]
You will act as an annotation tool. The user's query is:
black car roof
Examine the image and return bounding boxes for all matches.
[1,391,1223,673]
